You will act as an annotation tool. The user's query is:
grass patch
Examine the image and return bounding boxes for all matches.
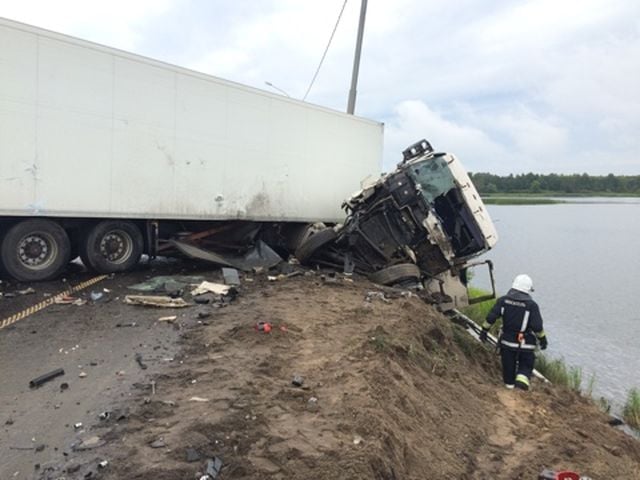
[462,288,502,335]
[623,388,640,429]
[369,326,391,353]
[585,373,597,398]
[452,324,483,359]
[370,333,390,352]
[596,396,612,414]
[535,355,583,392]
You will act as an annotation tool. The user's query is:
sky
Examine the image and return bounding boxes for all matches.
[1,0,638,174]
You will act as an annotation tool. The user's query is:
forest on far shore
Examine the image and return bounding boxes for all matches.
[469,172,640,195]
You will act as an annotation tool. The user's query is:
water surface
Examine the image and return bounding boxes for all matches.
[472,198,640,406]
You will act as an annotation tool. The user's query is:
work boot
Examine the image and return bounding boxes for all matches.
[515,374,530,391]
[505,384,515,389]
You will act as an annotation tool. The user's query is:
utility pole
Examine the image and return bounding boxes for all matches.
[347,0,367,115]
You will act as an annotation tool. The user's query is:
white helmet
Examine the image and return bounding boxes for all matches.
[512,274,534,293]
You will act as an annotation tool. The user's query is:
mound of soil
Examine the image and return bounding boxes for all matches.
[59,274,640,479]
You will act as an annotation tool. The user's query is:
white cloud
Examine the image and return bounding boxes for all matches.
[384,100,509,172]
[0,0,175,49]
[0,0,638,174]
[470,0,624,55]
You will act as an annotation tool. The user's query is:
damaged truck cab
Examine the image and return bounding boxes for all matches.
[299,140,498,310]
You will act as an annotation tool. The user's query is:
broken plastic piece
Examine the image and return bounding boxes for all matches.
[185,447,201,463]
[124,295,190,308]
[222,268,241,286]
[29,368,65,388]
[149,438,166,448]
[54,295,77,305]
[307,397,319,412]
[74,435,105,451]
[171,239,282,271]
[90,291,104,301]
[128,275,204,292]
[205,457,223,479]
[191,281,230,296]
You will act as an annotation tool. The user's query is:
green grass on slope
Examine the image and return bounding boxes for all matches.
[623,388,640,429]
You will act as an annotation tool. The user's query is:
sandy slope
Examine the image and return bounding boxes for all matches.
[63,272,640,479]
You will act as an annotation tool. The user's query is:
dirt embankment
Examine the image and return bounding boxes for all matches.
[3,268,640,480]
[26,271,640,479]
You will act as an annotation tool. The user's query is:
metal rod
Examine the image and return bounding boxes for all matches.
[347,0,368,114]
[29,368,65,388]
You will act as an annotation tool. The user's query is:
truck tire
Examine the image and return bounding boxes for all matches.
[80,220,143,273]
[369,263,421,286]
[295,228,337,265]
[0,219,71,282]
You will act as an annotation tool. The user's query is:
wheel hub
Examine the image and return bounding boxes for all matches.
[18,234,54,268]
[99,231,131,263]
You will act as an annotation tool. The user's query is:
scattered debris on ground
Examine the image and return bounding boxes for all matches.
[2,262,639,479]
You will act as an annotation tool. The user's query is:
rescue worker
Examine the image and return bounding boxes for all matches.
[479,274,548,390]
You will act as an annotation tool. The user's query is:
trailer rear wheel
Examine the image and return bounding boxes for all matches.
[369,263,421,286]
[80,221,143,273]
[0,219,71,281]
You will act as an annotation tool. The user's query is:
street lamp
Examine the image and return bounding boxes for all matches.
[264,81,291,97]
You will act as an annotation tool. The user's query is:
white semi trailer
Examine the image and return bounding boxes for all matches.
[0,18,384,281]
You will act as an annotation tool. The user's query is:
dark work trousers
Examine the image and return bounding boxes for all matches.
[500,347,535,385]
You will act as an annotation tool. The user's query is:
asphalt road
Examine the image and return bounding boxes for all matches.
[0,262,195,479]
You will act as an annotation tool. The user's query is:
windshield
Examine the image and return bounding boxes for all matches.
[406,154,486,258]
[405,155,456,204]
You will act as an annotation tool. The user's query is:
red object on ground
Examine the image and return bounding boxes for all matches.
[255,321,272,332]
[255,321,273,333]
[555,472,580,480]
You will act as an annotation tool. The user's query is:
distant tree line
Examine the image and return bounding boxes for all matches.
[468,172,640,195]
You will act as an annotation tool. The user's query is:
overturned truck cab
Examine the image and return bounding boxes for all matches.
[296,139,498,310]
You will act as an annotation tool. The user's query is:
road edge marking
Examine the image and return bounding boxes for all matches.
[0,275,109,331]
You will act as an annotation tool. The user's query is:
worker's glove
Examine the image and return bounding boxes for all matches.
[539,336,548,350]
[479,328,489,343]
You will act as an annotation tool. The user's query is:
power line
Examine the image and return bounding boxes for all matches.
[303,0,348,101]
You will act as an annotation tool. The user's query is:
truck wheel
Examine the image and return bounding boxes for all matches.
[80,221,143,273]
[295,228,337,265]
[0,219,71,282]
[369,263,421,286]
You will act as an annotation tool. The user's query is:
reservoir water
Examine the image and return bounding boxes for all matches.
[471,198,640,407]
